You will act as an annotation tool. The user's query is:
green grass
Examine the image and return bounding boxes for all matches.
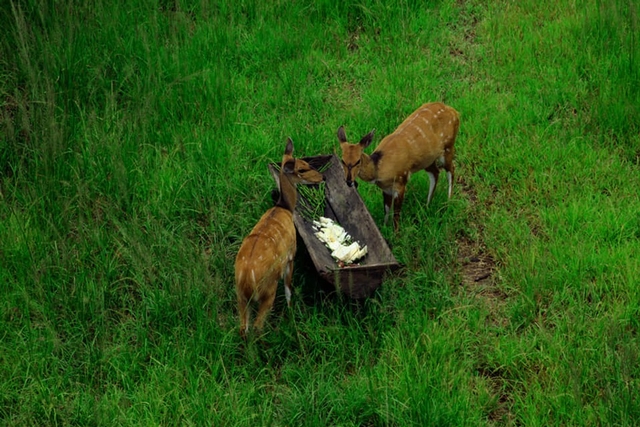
[1,0,639,425]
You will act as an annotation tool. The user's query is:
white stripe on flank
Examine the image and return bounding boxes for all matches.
[401,111,425,133]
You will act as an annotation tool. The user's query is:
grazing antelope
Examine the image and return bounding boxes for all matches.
[235,138,323,337]
[338,102,460,230]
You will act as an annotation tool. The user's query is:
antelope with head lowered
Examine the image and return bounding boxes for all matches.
[338,102,460,230]
[235,138,323,337]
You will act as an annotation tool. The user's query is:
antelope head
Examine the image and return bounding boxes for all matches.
[337,126,375,188]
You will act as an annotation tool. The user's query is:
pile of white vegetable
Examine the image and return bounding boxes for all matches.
[312,217,368,265]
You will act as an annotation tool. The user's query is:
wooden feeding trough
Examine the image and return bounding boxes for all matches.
[268,155,400,299]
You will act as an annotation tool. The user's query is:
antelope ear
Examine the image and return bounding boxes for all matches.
[285,137,294,155]
[359,129,375,148]
[337,126,348,143]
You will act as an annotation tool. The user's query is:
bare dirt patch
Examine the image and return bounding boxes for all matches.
[476,365,517,425]
[456,176,508,327]
[458,237,495,285]
[456,190,515,422]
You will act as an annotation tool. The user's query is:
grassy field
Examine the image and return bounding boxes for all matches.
[1,0,639,425]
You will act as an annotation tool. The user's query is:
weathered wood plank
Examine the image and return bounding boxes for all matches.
[269,154,400,298]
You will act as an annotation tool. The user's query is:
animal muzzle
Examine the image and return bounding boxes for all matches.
[346,179,358,188]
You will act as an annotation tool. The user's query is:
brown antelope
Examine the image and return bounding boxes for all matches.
[234,138,323,337]
[338,102,460,230]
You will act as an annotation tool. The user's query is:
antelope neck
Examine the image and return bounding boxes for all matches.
[358,153,377,182]
[275,172,297,213]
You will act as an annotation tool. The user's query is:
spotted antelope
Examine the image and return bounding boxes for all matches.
[234,138,323,337]
[338,102,460,230]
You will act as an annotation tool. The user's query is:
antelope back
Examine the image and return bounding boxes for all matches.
[378,102,459,163]
[234,207,296,296]
[239,138,323,269]
[234,138,322,335]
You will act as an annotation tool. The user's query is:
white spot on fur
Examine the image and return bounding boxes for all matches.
[251,270,256,285]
